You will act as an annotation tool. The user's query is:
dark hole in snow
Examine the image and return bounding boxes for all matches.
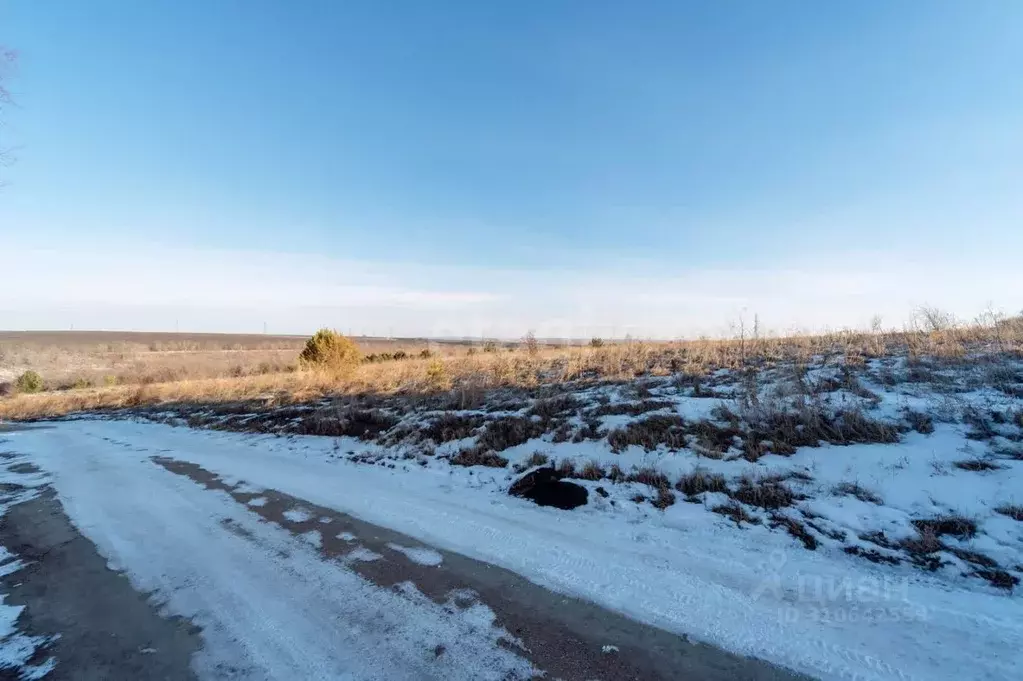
[508,467,588,510]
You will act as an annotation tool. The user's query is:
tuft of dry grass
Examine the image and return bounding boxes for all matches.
[912,515,977,539]
[904,409,935,434]
[651,487,676,510]
[832,482,883,504]
[712,501,760,526]
[731,478,796,510]
[740,400,900,459]
[475,416,545,452]
[607,414,686,453]
[578,460,606,481]
[675,469,728,498]
[524,451,550,468]
[450,448,508,468]
[995,504,1023,521]
[626,467,672,490]
[953,458,1004,472]
[769,514,818,550]
[421,413,484,444]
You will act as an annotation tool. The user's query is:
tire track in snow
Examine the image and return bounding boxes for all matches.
[152,456,806,681]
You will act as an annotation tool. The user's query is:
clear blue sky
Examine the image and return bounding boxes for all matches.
[2,1,1021,337]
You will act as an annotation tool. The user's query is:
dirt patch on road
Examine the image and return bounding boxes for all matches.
[154,456,808,681]
[0,488,201,681]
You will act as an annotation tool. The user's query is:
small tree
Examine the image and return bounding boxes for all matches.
[15,370,44,394]
[589,337,604,348]
[915,306,956,333]
[523,330,539,356]
[298,329,361,373]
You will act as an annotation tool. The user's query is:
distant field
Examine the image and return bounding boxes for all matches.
[2,315,1022,422]
[0,330,470,387]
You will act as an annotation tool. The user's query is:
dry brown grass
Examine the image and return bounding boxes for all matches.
[0,331,463,388]
[2,319,1022,421]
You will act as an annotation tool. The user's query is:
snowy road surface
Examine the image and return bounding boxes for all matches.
[1,420,1020,680]
[1,421,801,681]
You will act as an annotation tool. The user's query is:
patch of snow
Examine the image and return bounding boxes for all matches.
[337,532,356,542]
[0,464,57,679]
[282,508,312,523]
[246,497,267,507]
[299,531,322,549]
[386,543,444,567]
[345,547,383,563]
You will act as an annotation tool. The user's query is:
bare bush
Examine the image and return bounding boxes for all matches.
[523,331,540,356]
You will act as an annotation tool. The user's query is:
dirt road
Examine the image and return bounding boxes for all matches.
[0,426,807,680]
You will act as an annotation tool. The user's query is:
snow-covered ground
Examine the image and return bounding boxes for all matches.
[2,352,1022,679]
[4,411,1021,681]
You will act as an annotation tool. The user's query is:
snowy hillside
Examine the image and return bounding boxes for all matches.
[137,350,1023,597]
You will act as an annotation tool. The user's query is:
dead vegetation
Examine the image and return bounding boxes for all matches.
[953,458,1004,472]
[475,416,546,452]
[738,402,900,459]
[450,448,508,468]
[589,399,673,418]
[421,413,484,444]
[675,469,728,498]
[995,505,1023,521]
[912,516,978,540]
[625,467,672,491]
[607,414,686,453]
[4,317,1023,421]
[651,487,676,510]
[730,478,796,510]
[832,482,883,504]
[769,514,818,550]
[712,501,760,526]
[904,409,935,434]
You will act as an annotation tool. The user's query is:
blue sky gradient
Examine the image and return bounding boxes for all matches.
[2,1,1021,337]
